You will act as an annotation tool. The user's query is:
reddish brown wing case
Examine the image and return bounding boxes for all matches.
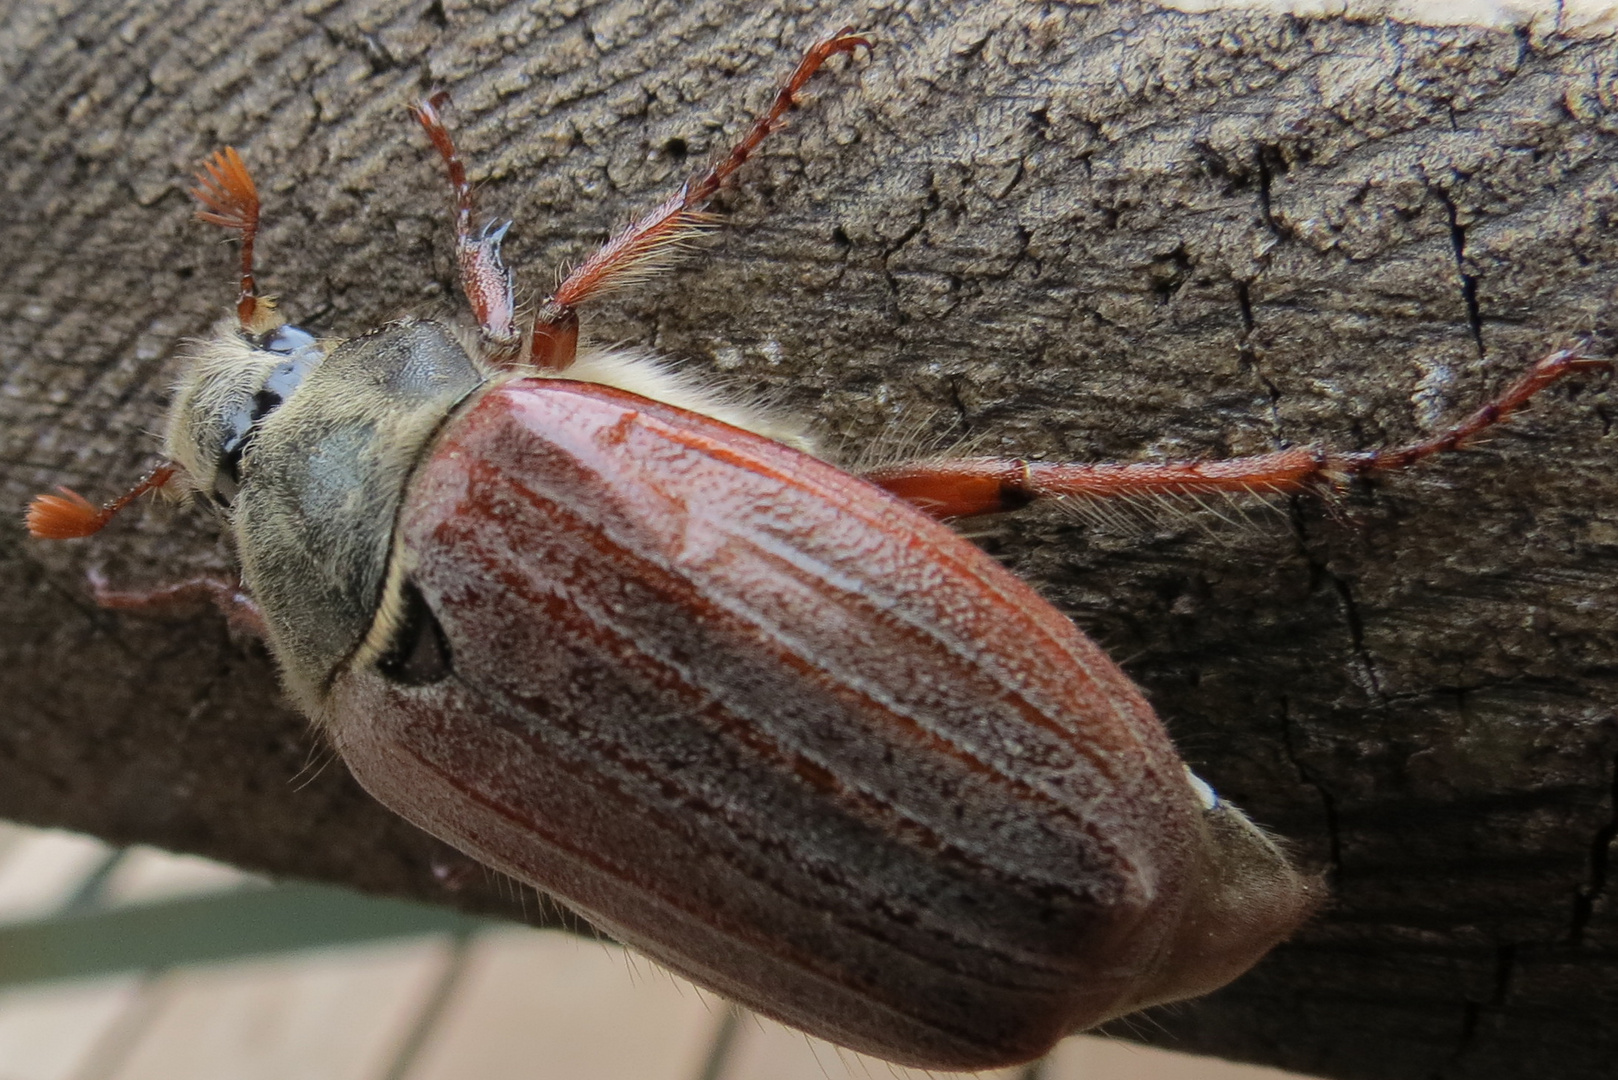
[329,379,1205,1068]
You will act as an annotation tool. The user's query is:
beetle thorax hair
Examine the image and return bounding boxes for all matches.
[555,346,819,457]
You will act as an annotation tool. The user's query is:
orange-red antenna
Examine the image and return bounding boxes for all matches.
[190,148,266,330]
[26,463,178,540]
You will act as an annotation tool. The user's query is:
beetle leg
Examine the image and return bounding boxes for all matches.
[88,569,267,640]
[864,449,1327,520]
[411,93,521,361]
[1336,345,1611,473]
[527,28,872,371]
[866,345,1612,519]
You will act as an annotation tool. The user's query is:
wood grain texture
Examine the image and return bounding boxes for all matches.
[2,1,1616,1077]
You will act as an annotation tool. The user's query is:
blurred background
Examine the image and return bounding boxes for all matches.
[0,819,1317,1080]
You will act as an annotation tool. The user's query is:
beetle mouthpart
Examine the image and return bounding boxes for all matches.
[376,581,453,686]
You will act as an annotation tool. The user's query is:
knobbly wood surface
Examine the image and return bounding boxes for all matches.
[2,1,1616,1077]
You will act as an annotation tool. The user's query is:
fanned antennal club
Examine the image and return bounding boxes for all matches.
[26,464,178,540]
[190,147,266,331]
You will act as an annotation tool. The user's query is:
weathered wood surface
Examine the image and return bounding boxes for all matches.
[2,1,1616,1077]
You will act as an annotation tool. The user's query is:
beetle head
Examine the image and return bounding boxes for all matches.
[164,319,326,506]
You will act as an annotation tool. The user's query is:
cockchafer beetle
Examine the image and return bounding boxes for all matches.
[25,29,1611,1071]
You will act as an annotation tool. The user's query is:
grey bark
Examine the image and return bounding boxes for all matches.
[2,1,1616,1077]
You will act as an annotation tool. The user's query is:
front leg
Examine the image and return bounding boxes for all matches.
[88,569,267,640]
[411,93,520,361]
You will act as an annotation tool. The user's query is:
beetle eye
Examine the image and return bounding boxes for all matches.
[377,582,453,685]
[214,401,254,501]
[209,326,324,506]
[261,325,317,355]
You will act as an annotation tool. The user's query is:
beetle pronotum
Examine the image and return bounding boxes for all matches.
[26,29,1610,1071]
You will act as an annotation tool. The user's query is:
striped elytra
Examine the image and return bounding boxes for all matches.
[324,370,1319,1068]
